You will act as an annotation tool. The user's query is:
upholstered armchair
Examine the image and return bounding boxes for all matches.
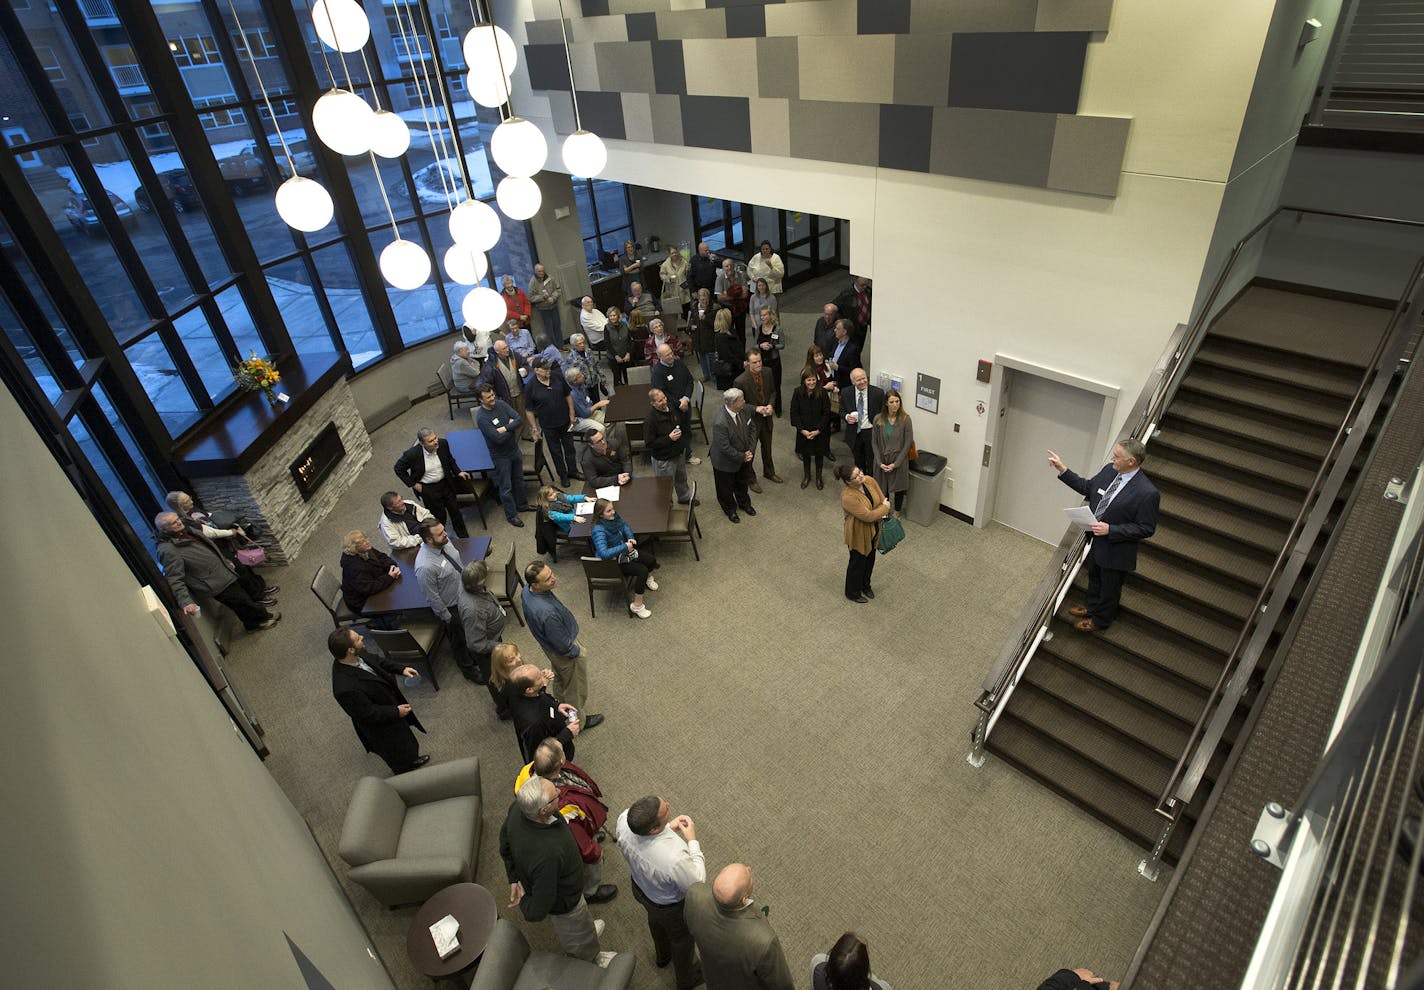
[471,919,636,990]
[338,756,482,908]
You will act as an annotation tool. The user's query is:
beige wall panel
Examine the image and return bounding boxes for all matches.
[765,0,858,38]
[682,38,760,98]
[748,97,792,158]
[654,8,728,39]
[798,35,895,105]
[622,90,656,143]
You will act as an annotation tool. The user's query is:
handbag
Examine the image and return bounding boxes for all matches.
[234,535,266,567]
[617,547,640,564]
[908,441,919,461]
[878,515,906,555]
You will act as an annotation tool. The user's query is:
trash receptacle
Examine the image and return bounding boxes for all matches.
[905,451,947,527]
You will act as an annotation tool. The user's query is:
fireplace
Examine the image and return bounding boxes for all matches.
[290,422,346,501]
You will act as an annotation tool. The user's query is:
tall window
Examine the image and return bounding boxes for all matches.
[692,197,744,256]
[574,178,635,267]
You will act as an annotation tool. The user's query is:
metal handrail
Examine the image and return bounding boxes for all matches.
[972,205,1424,768]
[1151,255,1424,831]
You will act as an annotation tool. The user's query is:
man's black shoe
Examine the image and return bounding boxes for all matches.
[586,884,618,904]
[743,505,757,516]
[863,587,875,600]
[582,713,605,730]
[508,517,525,527]
[726,512,740,523]
[847,595,868,604]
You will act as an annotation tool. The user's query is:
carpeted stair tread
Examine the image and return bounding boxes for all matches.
[1023,653,1191,758]
[1149,518,1274,587]
[1151,428,1317,492]
[986,718,1191,860]
[1041,616,1211,722]
[1193,337,1361,399]
[1178,370,1348,430]
[1073,577,1239,655]
[1149,457,1304,523]
[1156,490,1289,554]
[1000,684,1174,798]
[1051,604,1224,690]
[1132,552,1258,622]
[1164,396,1335,460]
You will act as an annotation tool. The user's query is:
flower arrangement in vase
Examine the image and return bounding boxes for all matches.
[233,352,282,405]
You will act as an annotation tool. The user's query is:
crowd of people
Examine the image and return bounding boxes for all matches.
[153,250,1125,989]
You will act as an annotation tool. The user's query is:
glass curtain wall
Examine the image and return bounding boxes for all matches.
[574,177,634,267]
[0,0,533,542]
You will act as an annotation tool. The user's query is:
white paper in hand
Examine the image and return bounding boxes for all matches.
[575,501,595,516]
[595,485,622,501]
[1064,506,1097,528]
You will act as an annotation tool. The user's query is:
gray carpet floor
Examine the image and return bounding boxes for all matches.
[223,272,1167,988]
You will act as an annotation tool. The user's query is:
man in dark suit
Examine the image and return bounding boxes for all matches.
[393,427,472,538]
[328,627,428,773]
[733,350,783,489]
[710,388,758,523]
[825,319,861,388]
[833,275,872,344]
[684,863,793,990]
[839,368,884,475]
[1049,438,1160,632]
[812,303,841,357]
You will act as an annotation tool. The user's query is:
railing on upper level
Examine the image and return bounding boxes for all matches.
[968,208,1424,879]
[1240,455,1424,989]
[1309,0,1424,133]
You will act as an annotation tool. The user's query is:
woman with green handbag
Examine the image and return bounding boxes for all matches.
[836,464,893,604]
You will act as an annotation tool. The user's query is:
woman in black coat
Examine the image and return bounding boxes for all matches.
[790,369,832,489]
[713,309,742,390]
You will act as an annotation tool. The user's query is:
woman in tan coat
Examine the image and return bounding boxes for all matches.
[837,463,892,603]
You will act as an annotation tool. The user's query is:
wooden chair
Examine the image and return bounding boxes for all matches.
[579,555,633,619]
[662,480,702,560]
[436,362,480,421]
[367,623,446,691]
[689,379,708,443]
[624,364,651,387]
[455,473,493,529]
[494,540,525,627]
[523,436,556,488]
[311,563,359,629]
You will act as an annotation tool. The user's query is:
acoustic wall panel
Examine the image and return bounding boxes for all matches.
[523,0,1129,196]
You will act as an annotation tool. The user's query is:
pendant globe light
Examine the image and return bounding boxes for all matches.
[313,88,374,155]
[489,117,547,177]
[275,176,334,232]
[379,238,432,290]
[554,0,606,177]
[448,198,502,251]
[467,69,512,110]
[311,0,370,52]
[496,175,541,220]
[369,109,411,158]
[444,244,488,285]
[462,285,507,332]
[463,23,517,91]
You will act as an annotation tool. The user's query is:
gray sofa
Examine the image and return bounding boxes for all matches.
[338,755,482,907]
[471,919,636,990]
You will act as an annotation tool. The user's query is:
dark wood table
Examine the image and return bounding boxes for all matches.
[603,386,653,424]
[444,428,495,473]
[570,476,674,538]
[406,882,498,981]
[361,536,492,616]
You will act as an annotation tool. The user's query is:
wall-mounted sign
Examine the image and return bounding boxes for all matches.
[916,373,940,414]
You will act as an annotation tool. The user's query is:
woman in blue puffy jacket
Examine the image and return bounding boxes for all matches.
[590,497,660,619]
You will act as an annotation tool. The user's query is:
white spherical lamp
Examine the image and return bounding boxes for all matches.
[274,175,334,232]
[467,69,511,109]
[462,286,507,332]
[496,176,541,220]
[312,88,374,156]
[490,118,547,178]
[369,110,411,158]
[463,24,518,76]
[311,0,370,53]
[448,199,502,251]
[379,238,431,291]
[562,129,607,178]
[443,244,488,285]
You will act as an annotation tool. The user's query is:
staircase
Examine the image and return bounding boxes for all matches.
[985,285,1392,862]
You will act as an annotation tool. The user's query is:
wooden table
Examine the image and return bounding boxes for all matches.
[445,428,495,473]
[602,386,652,425]
[406,882,498,981]
[570,476,674,538]
[361,536,492,616]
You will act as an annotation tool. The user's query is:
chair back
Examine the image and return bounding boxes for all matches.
[367,627,422,663]
[501,541,522,600]
[435,362,454,392]
[691,378,705,415]
[312,564,355,626]
[580,555,625,585]
[625,364,651,386]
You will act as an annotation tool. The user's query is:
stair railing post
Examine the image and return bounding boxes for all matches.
[967,709,989,768]
[1138,811,1178,881]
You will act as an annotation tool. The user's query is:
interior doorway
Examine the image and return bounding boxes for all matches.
[979,359,1119,544]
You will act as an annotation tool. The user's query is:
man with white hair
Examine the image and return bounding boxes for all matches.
[478,337,525,418]
[500,775,616,965]
[393,427,472,538]
[528,262,563,346]
[710,388,756,523]
[652,341,699,465]
[154,511,279,631]
[565,367,609,434]
[451,339,481,393]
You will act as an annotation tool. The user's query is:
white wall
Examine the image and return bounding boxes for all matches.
[0,387,394,989]
[494,0,1290,516]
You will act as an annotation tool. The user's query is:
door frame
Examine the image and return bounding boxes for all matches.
[976,354,1121,530]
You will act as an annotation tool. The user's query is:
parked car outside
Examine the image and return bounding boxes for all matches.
[63,191,138,236]
[133,169,200,214]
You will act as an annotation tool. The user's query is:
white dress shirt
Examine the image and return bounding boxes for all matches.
[616,809,705,904]
[419,446,445,484]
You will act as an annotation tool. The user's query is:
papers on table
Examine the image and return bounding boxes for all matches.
[430,914,461,960]
[595,485,622,501]
[1064,506,1098,528]
[575,502,595,516]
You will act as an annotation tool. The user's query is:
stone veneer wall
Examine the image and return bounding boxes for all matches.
[191,378,371,566]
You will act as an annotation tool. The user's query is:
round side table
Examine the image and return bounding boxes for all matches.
[407,882,498,981]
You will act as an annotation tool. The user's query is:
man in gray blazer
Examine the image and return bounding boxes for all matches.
[684,863,793,990]
[710,387,757,523]
[413,520,475,681]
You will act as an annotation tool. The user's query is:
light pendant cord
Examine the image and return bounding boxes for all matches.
[227,0,297,173]
[554,0,582,130]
